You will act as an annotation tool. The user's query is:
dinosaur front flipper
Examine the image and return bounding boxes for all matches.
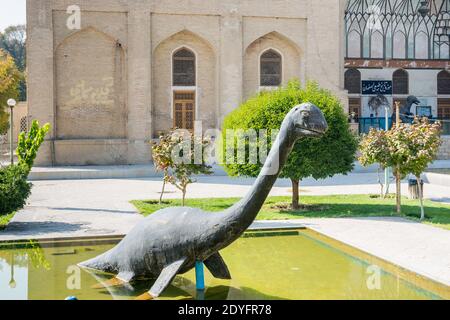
[148,258,186,298]
[204,252,231,280]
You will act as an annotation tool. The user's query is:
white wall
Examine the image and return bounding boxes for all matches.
[357,68,443,117]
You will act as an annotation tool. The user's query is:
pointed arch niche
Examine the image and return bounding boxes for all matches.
[243,31,302,100]
[152,30,216,137]
[55,27,126,139]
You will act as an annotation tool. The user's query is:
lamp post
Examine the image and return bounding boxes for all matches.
[384,104,390,196]
[8,253,16,289]
[7,98,17,165]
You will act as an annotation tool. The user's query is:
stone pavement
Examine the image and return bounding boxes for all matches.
[24,160,450,180]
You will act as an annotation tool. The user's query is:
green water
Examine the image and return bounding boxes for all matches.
[0,230,446,300]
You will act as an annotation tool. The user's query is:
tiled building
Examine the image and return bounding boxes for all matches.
[344,0,450,159]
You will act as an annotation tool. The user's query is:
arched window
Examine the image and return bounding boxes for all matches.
[344,69,361,94]
[393,69,408,95]
[260,49,282,86]
[173,48,195,86]
[438,70,450,95]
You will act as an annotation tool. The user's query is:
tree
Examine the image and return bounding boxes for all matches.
[360,127,405,212]
[152,130,213,206]
[359,128,390,198]
[391,118,441,220]
[0,25,26,101]
[1,121,50,220]
[0,49,22,135]
[222,81,358,209]
[16,120,51,175]
[359,118,442,218]
[152,131,176,204]
[0,25,26,70]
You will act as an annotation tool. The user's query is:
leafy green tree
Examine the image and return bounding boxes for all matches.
[17,120,51,174]
[222,81,358,209]
[0,25,26,70]
[152,130,213,206]
[0,48,22,134]
[0,164,31,216]
[0,25,26,100]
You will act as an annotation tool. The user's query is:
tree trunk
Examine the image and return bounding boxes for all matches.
[417,175,425,221]
[395,167,401,214]
[377,167,384,198]
[159,180,166,204]
[182,188,186,207]
[291,179,300,210]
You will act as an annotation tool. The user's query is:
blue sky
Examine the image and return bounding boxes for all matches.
[0,0,26,32]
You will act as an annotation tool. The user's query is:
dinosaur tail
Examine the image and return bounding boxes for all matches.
[78,249,118,273]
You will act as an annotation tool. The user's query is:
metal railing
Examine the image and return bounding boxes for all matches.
[358,117,450,135]
[358,118,393,134]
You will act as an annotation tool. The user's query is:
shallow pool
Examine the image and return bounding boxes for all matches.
[0,230,447,300]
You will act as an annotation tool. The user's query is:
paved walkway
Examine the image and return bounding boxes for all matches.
[22,160,450,180]
[1,173,449,241]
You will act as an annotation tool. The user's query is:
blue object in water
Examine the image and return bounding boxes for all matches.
[65,296,78,300]
[195,261,205,291]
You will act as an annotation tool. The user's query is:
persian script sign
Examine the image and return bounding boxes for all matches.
[362,80,393,95]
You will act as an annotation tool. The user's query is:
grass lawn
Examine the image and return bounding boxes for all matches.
[131,194,450,230]
[0,212,15,230]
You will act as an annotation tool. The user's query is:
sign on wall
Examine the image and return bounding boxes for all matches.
[416,106,432,118]
[362,80,393,95]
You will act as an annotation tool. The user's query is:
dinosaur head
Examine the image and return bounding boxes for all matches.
[407,95,421,106]
[290,102,328,138]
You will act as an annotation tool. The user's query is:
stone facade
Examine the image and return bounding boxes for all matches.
[27,0,347,166]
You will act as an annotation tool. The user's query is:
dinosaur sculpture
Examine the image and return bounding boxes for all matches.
[78,103,328,298]
[392,95,421,124]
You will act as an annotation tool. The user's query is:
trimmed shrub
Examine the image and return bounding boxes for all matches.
[17,120,51,173]
[222,80,358,209]
[0,164,32,216]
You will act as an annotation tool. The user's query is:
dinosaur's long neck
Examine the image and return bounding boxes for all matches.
[223,120,296,232]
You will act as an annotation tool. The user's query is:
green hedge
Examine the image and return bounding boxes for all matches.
[0,164,32,216]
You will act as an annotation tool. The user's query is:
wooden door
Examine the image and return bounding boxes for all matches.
[438,98,450,119]
[173,92,195,130]
[349,98,361,118]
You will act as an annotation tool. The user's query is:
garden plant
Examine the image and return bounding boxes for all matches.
[152,129,213,206]
[359,118,441,219]
[0,121,50,226]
